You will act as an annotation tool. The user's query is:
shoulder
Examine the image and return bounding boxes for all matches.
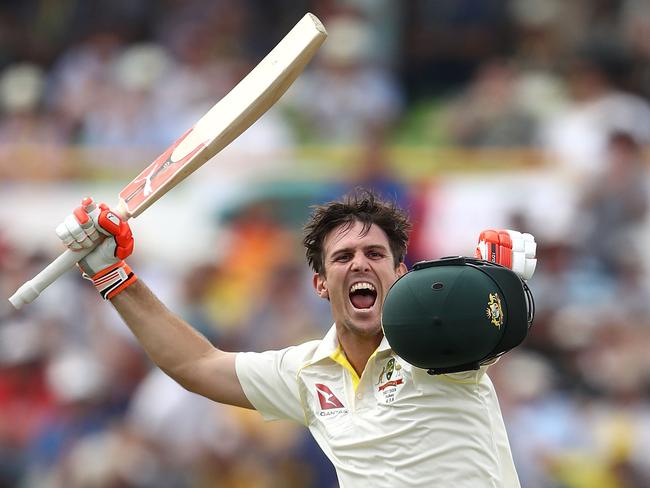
[279,339,323,372]
[237,339,323,376]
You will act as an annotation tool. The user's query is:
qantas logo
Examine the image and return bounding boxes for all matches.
[315,384,345,410]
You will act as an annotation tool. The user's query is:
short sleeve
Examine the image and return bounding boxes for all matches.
[236,342,318,425]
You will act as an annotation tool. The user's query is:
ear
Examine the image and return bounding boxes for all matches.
[396,262,408,277]
[313,273,329,300]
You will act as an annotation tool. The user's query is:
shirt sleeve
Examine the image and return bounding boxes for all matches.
[235,342,317,425]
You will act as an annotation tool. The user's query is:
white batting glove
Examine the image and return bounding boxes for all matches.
[475,229,537,280]
[56,197,136,299]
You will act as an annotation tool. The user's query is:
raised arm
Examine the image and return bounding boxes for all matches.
[56,198,253,409]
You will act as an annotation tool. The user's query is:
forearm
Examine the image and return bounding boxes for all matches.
[110,279,219,383]
[110,280,250,407]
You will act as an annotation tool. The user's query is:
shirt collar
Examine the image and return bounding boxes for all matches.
[376,334,392,353]
[310,324,340,363]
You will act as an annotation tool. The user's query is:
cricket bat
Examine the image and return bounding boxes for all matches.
[9,13,327,309]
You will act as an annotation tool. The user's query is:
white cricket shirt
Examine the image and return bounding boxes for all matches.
[236,325,520,487]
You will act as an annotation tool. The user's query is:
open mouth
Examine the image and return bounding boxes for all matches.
[349,282,377,310]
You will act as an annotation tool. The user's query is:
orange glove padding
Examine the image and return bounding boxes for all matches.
[476,229,536,280]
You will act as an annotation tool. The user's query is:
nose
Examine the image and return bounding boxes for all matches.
[350,251,370,271]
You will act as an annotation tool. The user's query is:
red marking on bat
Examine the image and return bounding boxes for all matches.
[120,127,207,213]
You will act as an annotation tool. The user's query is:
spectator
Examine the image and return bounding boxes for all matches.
[441,59,539,147]
[574,131,648,278]
[284,14,404,143]
[0,63,68,178]
[540,42,650,175]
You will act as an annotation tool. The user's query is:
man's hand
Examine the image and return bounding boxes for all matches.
[476,229,536,280]
[56,197,136,299]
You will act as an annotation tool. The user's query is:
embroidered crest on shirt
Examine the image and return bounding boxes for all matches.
[315,383,348,416]
[376,357,405,404]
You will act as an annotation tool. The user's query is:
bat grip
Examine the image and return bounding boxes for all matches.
[8,246,94,309]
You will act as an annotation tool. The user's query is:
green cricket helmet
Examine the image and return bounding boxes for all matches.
[381,256,534,375]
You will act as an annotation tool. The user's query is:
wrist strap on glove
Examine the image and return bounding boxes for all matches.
[82,261,137,299]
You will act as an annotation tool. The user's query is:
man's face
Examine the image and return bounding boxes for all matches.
[313,221,407,338]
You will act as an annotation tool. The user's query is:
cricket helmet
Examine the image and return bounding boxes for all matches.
[382,256,534,375]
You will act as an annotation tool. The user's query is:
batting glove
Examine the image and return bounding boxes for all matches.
[55,197,136,299]
[475,229,537,280]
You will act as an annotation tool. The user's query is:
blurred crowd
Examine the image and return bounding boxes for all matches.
[1,0,650,487]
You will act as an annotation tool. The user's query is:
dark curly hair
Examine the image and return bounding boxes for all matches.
[303,188,411,275]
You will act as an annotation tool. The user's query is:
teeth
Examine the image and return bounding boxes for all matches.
[349,282,376,293]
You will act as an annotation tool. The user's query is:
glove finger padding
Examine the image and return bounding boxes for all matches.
[476,229,537,280]
[509,231,536,281]
[56,213,99,251]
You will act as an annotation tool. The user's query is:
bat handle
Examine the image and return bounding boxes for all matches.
[8,246,94,309]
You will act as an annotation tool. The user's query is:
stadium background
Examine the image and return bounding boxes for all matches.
[1,0,650,486]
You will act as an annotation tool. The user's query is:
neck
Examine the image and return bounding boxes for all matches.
[336,327,383,376]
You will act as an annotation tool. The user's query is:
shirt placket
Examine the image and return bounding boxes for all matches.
[351,356,379,411]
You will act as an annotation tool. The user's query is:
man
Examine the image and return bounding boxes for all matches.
[56,188,530,487]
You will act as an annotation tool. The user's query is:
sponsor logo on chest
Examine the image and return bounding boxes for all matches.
[315,383,348,416]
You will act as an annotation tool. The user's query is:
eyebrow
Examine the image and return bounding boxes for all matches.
[328,244,390,259]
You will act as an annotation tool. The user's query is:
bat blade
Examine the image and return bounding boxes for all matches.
[8,13,327,309]
[119,12,326,219]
